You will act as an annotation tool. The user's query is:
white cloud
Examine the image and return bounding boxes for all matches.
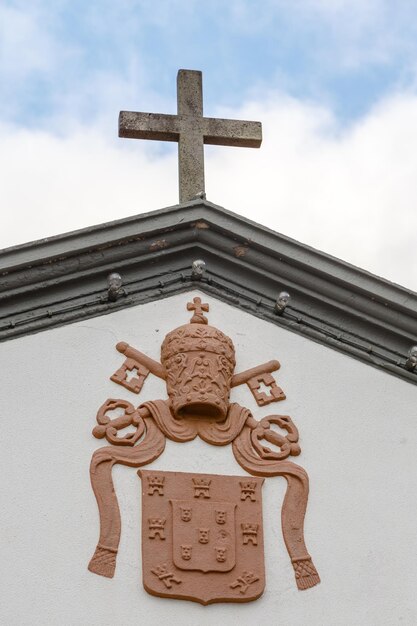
[0,124,177,243]
[1,90,417,291]
[210,92,417,288]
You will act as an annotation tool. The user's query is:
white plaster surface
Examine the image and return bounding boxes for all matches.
[1,291,416,626]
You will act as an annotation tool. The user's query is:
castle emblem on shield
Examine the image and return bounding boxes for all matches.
[88,296,320,604]
[140,470,264,604]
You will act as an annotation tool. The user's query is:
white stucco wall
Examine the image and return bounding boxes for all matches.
[1,291,416,626]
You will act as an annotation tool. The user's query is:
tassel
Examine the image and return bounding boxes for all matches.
[88,544,117,578]
[292,556,321,590]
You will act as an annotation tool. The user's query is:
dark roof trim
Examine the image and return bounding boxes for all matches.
[1,199,416,384]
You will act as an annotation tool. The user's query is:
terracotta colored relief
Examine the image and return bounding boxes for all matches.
[88,296,320,604]
[139,471,264,604]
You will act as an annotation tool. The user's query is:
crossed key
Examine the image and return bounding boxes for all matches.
[111,340,285,407]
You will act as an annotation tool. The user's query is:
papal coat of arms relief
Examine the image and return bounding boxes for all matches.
[88,296,320,605]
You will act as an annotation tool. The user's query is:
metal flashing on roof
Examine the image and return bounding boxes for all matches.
[0,199,416,384]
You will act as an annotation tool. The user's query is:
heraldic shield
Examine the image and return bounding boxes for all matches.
[139,470,265,605]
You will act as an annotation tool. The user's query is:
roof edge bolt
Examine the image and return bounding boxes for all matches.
[275,291,290,315]
[108,272,124,302]
[191,259,206,280]
[405,345,417,371]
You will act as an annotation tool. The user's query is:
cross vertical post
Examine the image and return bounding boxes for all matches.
[177,70,205,203]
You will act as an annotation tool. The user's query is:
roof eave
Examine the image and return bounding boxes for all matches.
[1,199,416,384]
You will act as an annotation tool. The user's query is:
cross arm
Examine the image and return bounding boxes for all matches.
[118,111,181,142]
[202,117,262,148]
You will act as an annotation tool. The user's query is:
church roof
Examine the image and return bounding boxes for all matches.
[1,198,416,384]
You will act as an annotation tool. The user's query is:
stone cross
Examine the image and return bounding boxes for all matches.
[119,69,262,203]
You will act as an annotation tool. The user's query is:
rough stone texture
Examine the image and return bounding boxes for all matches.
[118,70,262,202]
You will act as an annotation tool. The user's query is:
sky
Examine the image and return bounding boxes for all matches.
[1,0,417,290]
